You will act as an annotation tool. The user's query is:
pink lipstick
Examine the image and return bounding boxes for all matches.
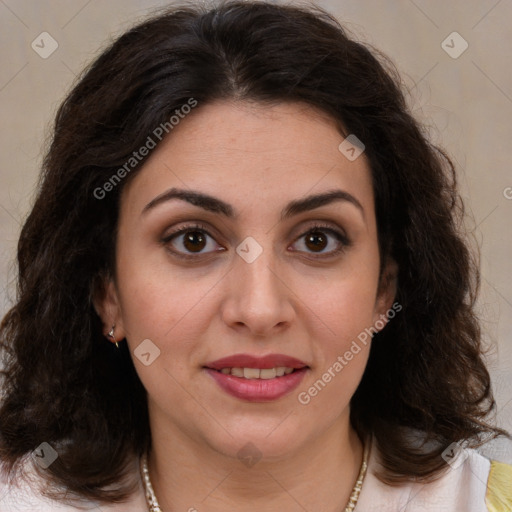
[203,353,309,402]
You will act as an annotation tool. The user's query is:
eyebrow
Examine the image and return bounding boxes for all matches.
[142,187,365,221]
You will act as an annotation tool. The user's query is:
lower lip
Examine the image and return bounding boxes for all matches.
[204,368,308,402]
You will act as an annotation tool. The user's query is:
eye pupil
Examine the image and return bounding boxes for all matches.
[183,231,206,252]
[305,231,327,252]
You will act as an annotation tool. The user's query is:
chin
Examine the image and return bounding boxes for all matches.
[205,423,311,464]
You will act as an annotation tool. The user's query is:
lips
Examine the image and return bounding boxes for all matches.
[203,353,310,402]
[204,354,309,371]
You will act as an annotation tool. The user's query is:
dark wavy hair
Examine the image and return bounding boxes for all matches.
[0,0,508,504]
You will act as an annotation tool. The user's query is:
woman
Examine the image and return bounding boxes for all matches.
[0,1,510,510]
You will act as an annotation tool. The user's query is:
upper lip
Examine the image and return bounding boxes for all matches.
[204,354,309,370]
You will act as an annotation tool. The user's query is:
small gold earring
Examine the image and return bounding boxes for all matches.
[108,325,119,349]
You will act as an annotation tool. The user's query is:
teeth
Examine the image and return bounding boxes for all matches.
[231,367,245,377]
[259,368,276,379]
[244,368,261,379]
[276,367,286,377]
[217,367,298,379]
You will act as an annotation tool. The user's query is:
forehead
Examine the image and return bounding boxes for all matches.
[120,100,375,220]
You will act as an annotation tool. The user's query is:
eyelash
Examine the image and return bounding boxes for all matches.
[161,222,351,261]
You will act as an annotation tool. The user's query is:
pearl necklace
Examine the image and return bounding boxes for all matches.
[141,439,370,512]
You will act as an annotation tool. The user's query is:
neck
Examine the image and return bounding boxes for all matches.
[146,410,364,512]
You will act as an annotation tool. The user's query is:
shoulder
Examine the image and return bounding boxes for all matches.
[356,440,512,512]
[0,455,147,511]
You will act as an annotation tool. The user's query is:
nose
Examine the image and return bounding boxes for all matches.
[220,243,295,338]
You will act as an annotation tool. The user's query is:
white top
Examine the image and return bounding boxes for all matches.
[0,456,147,512]
[0,443,509,511]
[357,442,492,511]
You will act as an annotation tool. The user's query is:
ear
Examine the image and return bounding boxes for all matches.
[372,257,399,330]
[92,273,126,342]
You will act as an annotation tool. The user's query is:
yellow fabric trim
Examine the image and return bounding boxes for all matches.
[485,460,512,512]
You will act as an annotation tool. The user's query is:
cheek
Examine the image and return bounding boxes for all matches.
[297,279,375,413]
[115,261,207,398]
[306,261,380,341]
[299,250,380,401]
[115,235,215,342]
[312,285,374,384]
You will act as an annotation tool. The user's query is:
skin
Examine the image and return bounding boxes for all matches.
[96,100,397,511]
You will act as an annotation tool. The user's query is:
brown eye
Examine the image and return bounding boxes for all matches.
[162,223,224,259]
[304,231,328,252]
[182,230,207,253]
[291,224,350,257]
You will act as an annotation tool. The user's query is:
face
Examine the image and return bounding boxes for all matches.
[97,100,396,462]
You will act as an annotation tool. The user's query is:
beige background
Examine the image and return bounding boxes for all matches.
[1,0,511,460]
